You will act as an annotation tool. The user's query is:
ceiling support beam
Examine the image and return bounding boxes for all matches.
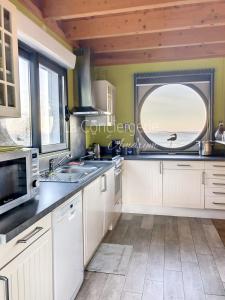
[80,26,225,53]
[94,42,225,66]
[42,0,219,20]
[62,2,225,40]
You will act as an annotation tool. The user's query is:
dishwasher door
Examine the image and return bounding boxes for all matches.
[52,192,84,300]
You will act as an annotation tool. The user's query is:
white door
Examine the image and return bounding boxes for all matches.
[0,230,53,300]
[163,169,205,208]
[83,177,104,266]
[102,168,115,234]
[123,160,163,206]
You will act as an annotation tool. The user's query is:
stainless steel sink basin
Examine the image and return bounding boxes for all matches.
[40,162,102,183]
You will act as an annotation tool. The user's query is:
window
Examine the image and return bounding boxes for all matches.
[38,57,67,153]
[2,55,32,146]
[135,70,214,152]
[0,43,68,153]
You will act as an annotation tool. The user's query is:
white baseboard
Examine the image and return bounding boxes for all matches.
[122,204,225,219]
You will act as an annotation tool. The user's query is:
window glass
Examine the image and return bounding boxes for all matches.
[39,65,61,146]
[139,84,207,149]
[3,56,32,146]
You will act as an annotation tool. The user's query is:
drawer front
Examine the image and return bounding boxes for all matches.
[205,196,225,210]
[205,162,225,170]
[205,178,225,188]
[163,161,204,170]
[205,187,225,197]
[205,171,225,179]
[0,214,51,269]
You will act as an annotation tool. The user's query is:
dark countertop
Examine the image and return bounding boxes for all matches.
[123,154,225,161]
[0,162,114,244]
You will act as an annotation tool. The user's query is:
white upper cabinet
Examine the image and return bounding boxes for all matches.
[86,80,116,126]
[0,0,19,118]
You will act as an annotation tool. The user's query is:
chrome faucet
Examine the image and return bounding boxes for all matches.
[49,154,72,173]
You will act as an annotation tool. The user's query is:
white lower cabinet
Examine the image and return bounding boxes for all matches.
[163,169,205,208]
[102,168,115,235]
[0,230,53,300]
[83,167,116,266]
[123,160,163,206]
[83,177,104,266]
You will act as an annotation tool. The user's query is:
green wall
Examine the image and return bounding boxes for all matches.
[87,57,225,147]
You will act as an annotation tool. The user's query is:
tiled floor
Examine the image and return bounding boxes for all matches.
[76,214,225,300]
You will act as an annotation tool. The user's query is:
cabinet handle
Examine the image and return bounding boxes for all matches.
[202,171,205,185]
[213,165,225,168]
[213,183,225,186]
[177,164,191,167]
[101,174,107,192]
[17,227,43,244]
[160,161,163,174]
[213,202,225,205]
[213,192,225,195]
[0,276,9,300]
[213,174,225,177]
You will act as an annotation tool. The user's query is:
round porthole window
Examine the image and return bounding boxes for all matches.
[138,84,207,150]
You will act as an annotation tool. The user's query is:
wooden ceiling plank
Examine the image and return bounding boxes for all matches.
[94,42,225,65]
[80,26,225,53]
[62,2,225,40]
[42,0,219,20]
[18,0,71,45]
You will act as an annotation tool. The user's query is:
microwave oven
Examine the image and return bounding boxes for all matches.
[0,148,39,215]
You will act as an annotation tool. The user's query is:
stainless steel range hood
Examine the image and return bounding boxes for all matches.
[72,48,109,116]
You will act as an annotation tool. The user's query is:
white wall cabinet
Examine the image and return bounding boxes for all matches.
[0,230,53,300]
[123,160,163,206]
[83,177,104,266]
[86,80,116,126]
[0,0,20,117]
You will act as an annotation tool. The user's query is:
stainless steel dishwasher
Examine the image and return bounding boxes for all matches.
[52,191,84,300]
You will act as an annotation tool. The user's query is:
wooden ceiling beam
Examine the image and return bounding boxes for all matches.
[42,0,218,20]
[18,0,72,46]
[94,42,225,66]
[80,26,225,53]
[63,2,225,40]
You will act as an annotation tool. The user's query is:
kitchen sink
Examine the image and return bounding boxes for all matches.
[40,162,103,183]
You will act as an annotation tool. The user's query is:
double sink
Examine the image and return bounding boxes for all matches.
[40,162,104,183]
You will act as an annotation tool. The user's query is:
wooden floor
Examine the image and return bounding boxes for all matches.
[77,214,225,300]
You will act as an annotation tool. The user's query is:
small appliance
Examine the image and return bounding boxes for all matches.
[112,139,122,156]
[0,148,39,214]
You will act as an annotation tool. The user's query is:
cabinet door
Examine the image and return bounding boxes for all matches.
[0,230,53,300]
[163,169,204,208]
[123,161,163,206]
[0,0,20,117]
[83,178,104,265]
[102,168,115,234]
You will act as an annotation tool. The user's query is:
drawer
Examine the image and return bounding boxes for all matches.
[0,214,51,269]
[205,161,225,170]
[163,161,204,170]
[205,170,225,179]
[205,178,225,188]
[205,196,225,210]
[205,187,225,197]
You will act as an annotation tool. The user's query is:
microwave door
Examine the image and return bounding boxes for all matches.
[0,152,31,214]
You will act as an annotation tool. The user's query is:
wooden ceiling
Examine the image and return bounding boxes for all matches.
[22,0,225,65]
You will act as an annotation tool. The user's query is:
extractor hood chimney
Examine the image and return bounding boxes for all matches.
[72,48,110,116]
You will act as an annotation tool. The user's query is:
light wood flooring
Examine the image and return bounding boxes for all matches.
[77,214,225,300]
